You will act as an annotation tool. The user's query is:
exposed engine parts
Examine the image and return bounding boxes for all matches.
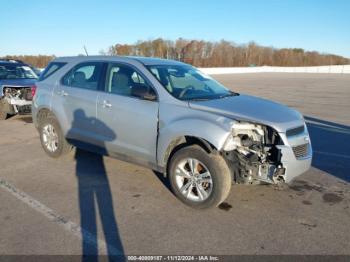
[223,122,286,185]
[1,87,33,114]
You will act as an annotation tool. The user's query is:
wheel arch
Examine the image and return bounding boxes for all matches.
[34,105,70,137]
[157,117,233,170]
[34,107,56,128]
[161,135,221,175]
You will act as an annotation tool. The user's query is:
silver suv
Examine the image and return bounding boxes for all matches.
[32,56,312,209]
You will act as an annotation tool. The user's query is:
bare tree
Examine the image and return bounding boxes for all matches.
[105,38,349,67]
[3,38,348,68]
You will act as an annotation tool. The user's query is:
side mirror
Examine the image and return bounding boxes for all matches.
[142,90,157,101]
[131,84,157,101]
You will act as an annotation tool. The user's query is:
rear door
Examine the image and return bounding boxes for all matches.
[53,62,105,145]
[96,62,159,164]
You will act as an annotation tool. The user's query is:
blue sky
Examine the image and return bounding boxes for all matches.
[1,0,349,57]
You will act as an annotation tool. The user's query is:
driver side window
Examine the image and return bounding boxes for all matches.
[105,63,156,99]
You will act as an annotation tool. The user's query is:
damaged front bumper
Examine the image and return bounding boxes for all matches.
[1,86,33,114]
[223,122,312,185]
[5,96,32,107]
[276,129,313,183]
[3,96,32,114]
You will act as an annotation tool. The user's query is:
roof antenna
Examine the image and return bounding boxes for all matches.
[83,45,89,56]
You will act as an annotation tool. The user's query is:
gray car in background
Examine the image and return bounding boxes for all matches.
[32,56,312,209]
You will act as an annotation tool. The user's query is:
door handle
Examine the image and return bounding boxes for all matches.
[56,90,69,97]
[102,100,112,108]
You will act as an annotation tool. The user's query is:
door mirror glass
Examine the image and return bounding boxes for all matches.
[131,84,157,101]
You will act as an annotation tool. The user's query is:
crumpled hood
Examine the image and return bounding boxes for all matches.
[188,94,304,132]
[0,79,37,88]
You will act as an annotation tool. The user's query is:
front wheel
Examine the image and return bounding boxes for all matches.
[168,145,232,209]
[0,99,10,120]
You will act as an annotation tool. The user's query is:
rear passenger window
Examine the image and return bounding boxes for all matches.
[39,62,66,81]
[62,62,103,90]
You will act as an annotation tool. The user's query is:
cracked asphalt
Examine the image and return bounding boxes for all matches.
[0,73,349,256]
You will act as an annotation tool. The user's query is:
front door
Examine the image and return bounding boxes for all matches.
[96,63,159,165]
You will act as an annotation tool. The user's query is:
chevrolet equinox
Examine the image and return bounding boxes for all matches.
[32,56,312,209]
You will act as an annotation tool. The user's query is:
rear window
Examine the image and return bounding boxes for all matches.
[0,64,38,80]
[39,62,66,81]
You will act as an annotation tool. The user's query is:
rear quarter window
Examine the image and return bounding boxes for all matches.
[39,62,67,81]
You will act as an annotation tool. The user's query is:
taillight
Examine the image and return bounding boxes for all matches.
[31,85,37,98]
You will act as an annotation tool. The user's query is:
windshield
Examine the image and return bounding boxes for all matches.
[0,64,38,80]
[147,65,235,100]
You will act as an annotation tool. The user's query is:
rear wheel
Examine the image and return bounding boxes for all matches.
[39,116,72,158]
[168,145,232,209]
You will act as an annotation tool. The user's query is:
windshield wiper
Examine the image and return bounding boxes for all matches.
[183,91,239,101]
[184,97,211,101]
[216,91,238,99]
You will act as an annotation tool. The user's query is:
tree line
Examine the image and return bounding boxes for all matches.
[105,38,349,67]
[2,38,349,68]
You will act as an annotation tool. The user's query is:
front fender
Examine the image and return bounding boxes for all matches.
[157,113,234,167]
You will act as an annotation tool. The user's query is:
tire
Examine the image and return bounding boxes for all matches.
[38,116,72,158]
[0,111,7,120]
[0,99,9,120]
[168,145,232,209]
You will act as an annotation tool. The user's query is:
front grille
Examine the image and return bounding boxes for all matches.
[286,125,305,137]
[292,143,309,158]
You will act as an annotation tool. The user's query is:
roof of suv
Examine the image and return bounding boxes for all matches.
[54,56,187,66]
[0,60,26,66]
